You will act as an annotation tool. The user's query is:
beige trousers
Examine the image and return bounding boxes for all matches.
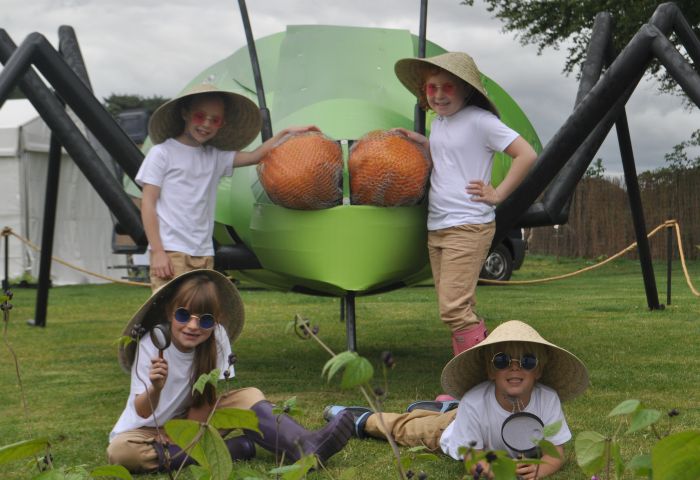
[149,251,214,292]
[427,222,495,332]
[107,387,266,473]
[365,409,458,452]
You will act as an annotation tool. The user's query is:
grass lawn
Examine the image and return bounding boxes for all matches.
[1,255,699,479]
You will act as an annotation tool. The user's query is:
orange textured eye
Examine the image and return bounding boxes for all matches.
[348,130,430,207]
[257,131,343,210]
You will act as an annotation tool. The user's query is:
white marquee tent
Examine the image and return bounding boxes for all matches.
[0,99,125,285]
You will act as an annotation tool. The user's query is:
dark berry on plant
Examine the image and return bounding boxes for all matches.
[223,369,231,379]
[475,463,483,474]
[406,470,414,479]
[373,386,385,396]
[380,350,395,368]
[283,404,291,414]
[228,353,238,366]
[5,290,13,299]
[485,451,497,463]
[312,325,320,335]
[418,472,428,480]
[668,408,679,417]
[469,440,477,447]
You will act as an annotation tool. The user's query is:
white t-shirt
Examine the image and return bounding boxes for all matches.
[427,106,519,230]
[109,323,233,441]
[136,138,236,256]
[439,381,571,460]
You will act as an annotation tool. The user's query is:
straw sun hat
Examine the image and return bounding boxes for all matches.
[118,269,245,373]
[394,52,499,117]
[440,320,589,401]
[148,80,262,151]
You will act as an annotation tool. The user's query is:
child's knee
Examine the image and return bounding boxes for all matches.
[106,435,158,473]
[219,386,267,409]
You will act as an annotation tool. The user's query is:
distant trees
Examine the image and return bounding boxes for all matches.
[102,93,168,117]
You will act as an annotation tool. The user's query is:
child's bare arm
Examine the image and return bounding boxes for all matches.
[468,135,537,206]
[233,125,320,167]
[134,356,169,418]
[141,184,174,280]
[515,444,565,479]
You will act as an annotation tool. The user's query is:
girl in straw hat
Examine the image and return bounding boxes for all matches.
[324,320,589,479]
[107,269,353,473]
[137,80,318,291]
[392,52,538,372]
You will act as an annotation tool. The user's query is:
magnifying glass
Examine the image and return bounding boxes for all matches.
[501,412,544,459]
[150,323,171,358]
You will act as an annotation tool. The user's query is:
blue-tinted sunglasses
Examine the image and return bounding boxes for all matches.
[492,352,538,371]
[174,307,215,329]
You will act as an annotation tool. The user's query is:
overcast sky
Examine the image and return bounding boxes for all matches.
[2,0,699,175]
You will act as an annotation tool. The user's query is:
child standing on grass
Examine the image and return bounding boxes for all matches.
[107,269,353,473]
[325,320,589,479]
[392,53,538,369]
[138,81,317,291]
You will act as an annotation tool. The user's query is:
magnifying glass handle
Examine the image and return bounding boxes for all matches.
[159,350,164,359]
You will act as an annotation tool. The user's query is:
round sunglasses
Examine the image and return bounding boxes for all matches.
[491,352,538,371]
[174,307,216,329]
[190,110,224,129]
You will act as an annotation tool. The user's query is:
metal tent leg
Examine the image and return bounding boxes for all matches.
[344,292,356,352]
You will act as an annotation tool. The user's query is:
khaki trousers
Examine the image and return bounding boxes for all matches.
[427,222,495,332]
[107,387,266,473]
[149,251,214,292]
[365,409,458,452]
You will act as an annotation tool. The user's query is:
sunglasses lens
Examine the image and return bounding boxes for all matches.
[210,116,223,128]
[492,353,511,370]
[521,354,538,371]
[192,111,206,124]
[174,307,190,323]
[426,83,437,95]
[199,314,215,329]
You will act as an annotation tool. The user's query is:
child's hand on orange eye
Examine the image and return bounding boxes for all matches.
[149,357,169,391]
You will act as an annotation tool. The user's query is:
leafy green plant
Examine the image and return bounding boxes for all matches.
[575,399,700,479]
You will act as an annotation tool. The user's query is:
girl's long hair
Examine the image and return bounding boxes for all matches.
[167,275,222,407]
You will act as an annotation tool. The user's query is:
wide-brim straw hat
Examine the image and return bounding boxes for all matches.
[441,320,589,401]
[394,52,499,117]
[118,269,245,373]
[148,81,262,151]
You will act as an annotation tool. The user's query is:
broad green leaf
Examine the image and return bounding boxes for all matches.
[115,335,133,347]
[231,465,267,479]
[269,464,301,474]
[575,431,607,476]
[611,441,625,479]
[197,424,232,480]
[626,408,661,434]
[340,356,374,389]
[210,408,260,433]
[281,454,317,480]
[538,439,561,459]
[627,454,652,477]
[652,430,700,480]
[413,452,440,464]
[192,369,220,395]
[164,418,204,465]
[322,351,357,382]
[187,464,212,480]
[543,420,562,437]
[608,399,640,417]
[489,454,517,480]
[0,438,49,465]
[90,464,133,479]
[34,472,68,480]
